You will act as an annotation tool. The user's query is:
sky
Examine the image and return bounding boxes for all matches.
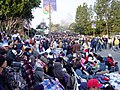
[31,0,96,29]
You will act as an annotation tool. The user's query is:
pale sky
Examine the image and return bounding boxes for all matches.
[31,0,96,28]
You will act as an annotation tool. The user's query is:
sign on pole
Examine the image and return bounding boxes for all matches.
[43,0,57,14]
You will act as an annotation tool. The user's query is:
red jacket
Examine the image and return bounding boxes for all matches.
[107,57,114,66]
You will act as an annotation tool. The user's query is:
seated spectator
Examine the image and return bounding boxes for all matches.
[53,62,66,86]
[88,52,97,63]
[53,62,75,89]
[87,78,102,90]
[106,54,114,69]
[99,58,106,71]
[76,64,91,80]
[106,54,119,72]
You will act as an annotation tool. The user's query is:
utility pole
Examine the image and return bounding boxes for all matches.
[49,0,51,35]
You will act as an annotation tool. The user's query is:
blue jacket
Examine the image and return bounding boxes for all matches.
[76,69,90,79]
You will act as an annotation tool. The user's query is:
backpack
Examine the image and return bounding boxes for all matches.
[3,67,18,90]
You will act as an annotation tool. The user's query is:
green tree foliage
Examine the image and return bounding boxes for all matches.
[110,0,120,34]
[94,0,112,36]
[94,0,120,36]
[0,0,41,33]
[73,0,120,36]
[75,3,93,35]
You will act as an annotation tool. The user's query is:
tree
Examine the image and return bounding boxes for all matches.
[94,0,113,37]
[69,22,76,30]
[0,0,41,33]
[75,3,93,35]
[94,0,120,36]
[110,0,120,34]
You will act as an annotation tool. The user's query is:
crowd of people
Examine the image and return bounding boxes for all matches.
[0,32,120,90]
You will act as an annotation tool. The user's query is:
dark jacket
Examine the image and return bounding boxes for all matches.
[53,62,65,80]
[6,49,16,61]
[34,67,44,86]
[0,74,4,90]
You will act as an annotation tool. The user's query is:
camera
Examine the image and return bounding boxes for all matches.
[11,61,22,72]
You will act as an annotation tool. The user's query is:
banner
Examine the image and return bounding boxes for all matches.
[43,0,57,14]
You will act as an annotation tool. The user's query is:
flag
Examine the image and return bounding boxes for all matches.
[43,0,57,14]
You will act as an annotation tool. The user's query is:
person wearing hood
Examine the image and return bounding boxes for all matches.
[53,62,67,87]
[33,67,44,86]
[53,62,65,80]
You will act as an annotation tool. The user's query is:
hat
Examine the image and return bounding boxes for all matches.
[108,54,112,57]
[87,79,102,88]
[0,55,6,67]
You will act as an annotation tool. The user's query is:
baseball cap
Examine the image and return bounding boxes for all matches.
[87,79,102,88]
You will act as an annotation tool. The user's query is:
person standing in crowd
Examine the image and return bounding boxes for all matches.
[67,43,73,55]
[37,44,45,55]
[114,37,119,51]
[62,42,68,56]
[90,38,98,52]
[102,37,108,49]
[0,55,7,90]
[108,38,112,49]
[21,54,34,90]
[97,38,103,52]
[82,39,90,53]
[43,38,50,51]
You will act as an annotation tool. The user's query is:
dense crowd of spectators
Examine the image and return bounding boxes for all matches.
[0,32,120,90]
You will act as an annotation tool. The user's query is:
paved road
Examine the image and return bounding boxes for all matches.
[96,49,120,68]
